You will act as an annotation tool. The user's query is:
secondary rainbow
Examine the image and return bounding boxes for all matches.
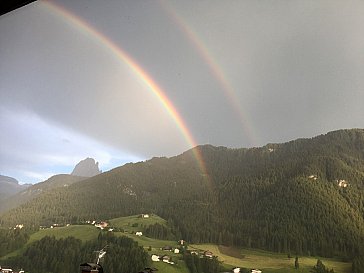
[41,0,208,177]
[159,0,258,147]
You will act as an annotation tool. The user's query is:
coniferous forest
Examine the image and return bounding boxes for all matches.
[3,233,149,273]
[1,129,364,271]
[0,228,29,257]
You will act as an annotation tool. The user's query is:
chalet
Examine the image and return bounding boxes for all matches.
[80,262,103,273]
[203,250,213,258]
[0,269,24,273]
[0,268,13,273]
[151,255,160,262]
[161,255,169,261]
[161,255,170,262]
[178,239,185,245]
[337,179,348,188]
[308,175,318,181]
[95,222,108,229]
[160,255,174,265]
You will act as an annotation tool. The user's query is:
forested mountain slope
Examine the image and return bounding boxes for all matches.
[0,158,102,213]
[1,129,364,259]
[0,174,87,213]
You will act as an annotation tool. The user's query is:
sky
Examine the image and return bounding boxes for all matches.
[1,0,364,184]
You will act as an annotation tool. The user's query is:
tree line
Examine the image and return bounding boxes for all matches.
[3,233,149,273]
[183,253,220,273]
[0,228,29,257]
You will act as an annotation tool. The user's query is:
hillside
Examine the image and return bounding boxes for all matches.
[0,157,102,213]
[1,129,364,260]
[0,215,352,273]
[0,175,29,200]
[0,174,87,213]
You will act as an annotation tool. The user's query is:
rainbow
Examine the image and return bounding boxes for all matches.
[159,0,258,147]
[40,0,209,177]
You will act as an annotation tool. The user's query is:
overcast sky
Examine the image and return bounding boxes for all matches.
[1,0,364,184]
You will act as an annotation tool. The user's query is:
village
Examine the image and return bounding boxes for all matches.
[80,213,264,273]
[3,214,264,273]
[85,214,263,273]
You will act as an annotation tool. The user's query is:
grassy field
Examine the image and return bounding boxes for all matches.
[121,232,178,248]
[109,214,167,233]
[28,225,99,244]
[108,216,187,273]
[0,225,100,260]
[26,215,168,246]
[1,215,184,273]
[0,216,353,273]
[190,244,352,273]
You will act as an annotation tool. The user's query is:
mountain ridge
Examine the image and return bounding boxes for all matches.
[0,174,88,213]
[0,157,102,212]
[0,175,30,200]
[1,129,364,259]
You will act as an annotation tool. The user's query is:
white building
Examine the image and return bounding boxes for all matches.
[151,254,160,262]
[338,179,348,188]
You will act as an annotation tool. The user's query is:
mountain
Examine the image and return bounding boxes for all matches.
[0,175,29,199]
[1,129,364,259]
[0,174,87,213]
[0,158,101,213]
[71,157,101,177]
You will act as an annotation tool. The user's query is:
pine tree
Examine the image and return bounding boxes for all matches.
[295,256,299,269]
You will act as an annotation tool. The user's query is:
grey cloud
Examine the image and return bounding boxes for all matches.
[2,0,364,183]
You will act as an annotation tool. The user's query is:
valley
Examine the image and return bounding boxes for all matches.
[1,129,364,273]
[2,0,364,271]
[0,214,352,273]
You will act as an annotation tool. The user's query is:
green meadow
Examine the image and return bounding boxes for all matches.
[28,225,99,244]
[0,225,100,260]
[109,214,167,231]
[1,215,353,273]
[190,244,351,273]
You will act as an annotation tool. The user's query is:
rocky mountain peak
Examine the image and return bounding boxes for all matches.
[71,158,101,177]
